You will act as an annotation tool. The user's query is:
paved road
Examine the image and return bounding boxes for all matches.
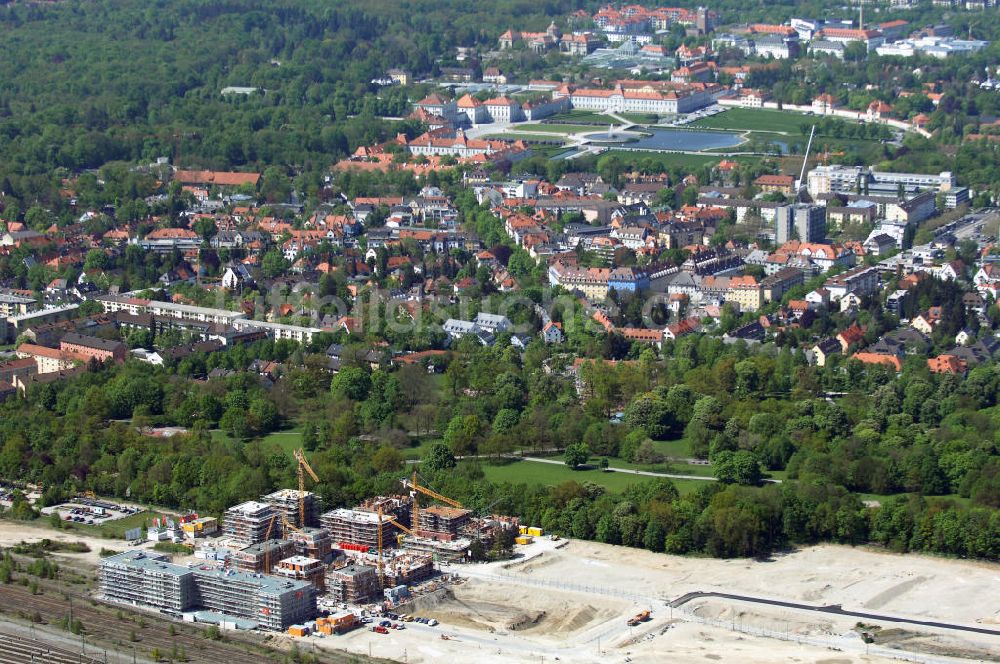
[408,451,781,484]
[670,591,1000,638]
[521,455,721,482]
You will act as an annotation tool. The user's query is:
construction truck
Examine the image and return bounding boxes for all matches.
[627,610,651,626]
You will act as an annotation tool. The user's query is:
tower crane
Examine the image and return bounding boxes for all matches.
[280,514,303,535]
[293,448,319,529]
[262,514,279,574]
[377,506,386,589]
[382,516,416,547]
[400,470,463,538]
[796,124,816,202]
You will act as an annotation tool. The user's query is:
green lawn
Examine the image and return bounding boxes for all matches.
[690,108,814,134]
[546,110,611,124]
[532,144,574,158]
[402,436,441,461]
[211,426,304,454]
[649,439,693,458]
[484,133,569,142]
[477,459,705,494]
[620,112,659,125]
[512,123,597,134]
[602,150,762,169]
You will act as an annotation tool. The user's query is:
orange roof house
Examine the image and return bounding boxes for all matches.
[927,354,967,375]
[836,322,866,352]
[174,170,261,187]
[851,353,902,371]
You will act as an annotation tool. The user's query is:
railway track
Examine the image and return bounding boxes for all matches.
[0,630,103,664]
[0,583,288,664]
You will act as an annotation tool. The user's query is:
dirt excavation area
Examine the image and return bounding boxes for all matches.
[506,540,1000,628]
[405,579,628,636]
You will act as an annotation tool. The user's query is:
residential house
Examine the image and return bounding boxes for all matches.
[754,174,795,196]
[725,276,763,312]
[663,317,700,341]
[927,354,968,375]
[851,352,903,372]
[59,333,127,364]
[837,322,866,352]
[222,263,255,290]
[811,337,842,366]
[542,322,564,344]
[824,265,879,302]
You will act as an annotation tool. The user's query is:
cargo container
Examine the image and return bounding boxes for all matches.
[518,525,528,535]
[515,535,533,545]
[288,625,309,637]
[527,527,543,537]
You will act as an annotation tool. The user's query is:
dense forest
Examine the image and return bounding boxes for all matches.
[2,323,998,560]
[4,0,1000,221]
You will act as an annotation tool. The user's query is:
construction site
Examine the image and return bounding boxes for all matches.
[0,468,994,663]
[97,450,520,636]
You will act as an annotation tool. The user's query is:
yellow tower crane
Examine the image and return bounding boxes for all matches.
[376,512,419,588]
[262,514,279,574]
[401,470,464,538]
[376,506,386,589]
[293,448,319,529]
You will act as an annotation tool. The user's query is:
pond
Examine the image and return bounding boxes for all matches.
[593,128,745,151]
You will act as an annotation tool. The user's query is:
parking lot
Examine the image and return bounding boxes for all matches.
[40,497,143,526]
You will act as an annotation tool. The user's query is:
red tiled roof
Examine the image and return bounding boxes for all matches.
[174,170,260,187]
[851,353,902,371]
[928,355,967,374]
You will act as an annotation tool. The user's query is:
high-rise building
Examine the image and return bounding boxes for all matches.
[776,204,826,244]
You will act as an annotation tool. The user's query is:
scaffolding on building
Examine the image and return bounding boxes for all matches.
[262,489,320,529]
[223,501,277,548]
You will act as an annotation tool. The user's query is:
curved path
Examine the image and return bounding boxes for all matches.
[670,591,1000,637]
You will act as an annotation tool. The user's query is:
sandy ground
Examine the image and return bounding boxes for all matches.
[404,579,630,636]
[307,615,910,664]
[312,540,1000,664]
[4,518,998,664]
[503,540,1000,627]
[0,519,152,567]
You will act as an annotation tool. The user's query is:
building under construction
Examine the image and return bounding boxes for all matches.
[287,527,333,562]
[262,488,320,528]
[321,508,398,549]
[377,551,434,588]
[233,539,296,574]
[326,563,379,604]
[400,535,471,563]
[223,501,277,547]
[418,505,472,541]
[274,555,325,591]
[356,495,412,527]
[100,550,315,631]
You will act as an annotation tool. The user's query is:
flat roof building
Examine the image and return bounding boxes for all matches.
[321,508,397,549]
[224,501,278,548]
[262,488,320,529]
[100,550,316,631]
[326,564,379,604]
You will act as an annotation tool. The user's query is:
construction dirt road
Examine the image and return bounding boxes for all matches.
[312,539,1000,664]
